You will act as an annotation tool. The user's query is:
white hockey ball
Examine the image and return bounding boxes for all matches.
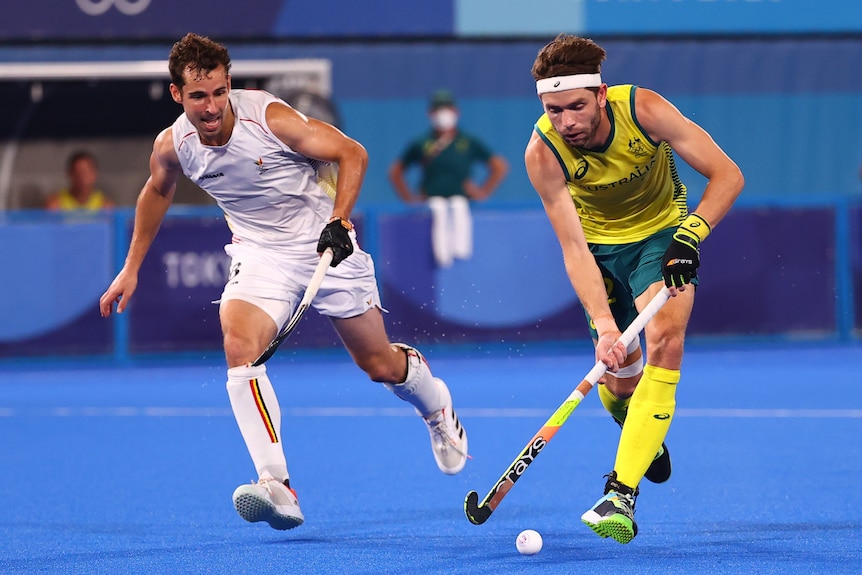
[516,529,543,555]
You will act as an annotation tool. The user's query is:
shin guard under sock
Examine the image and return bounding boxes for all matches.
[382,344,446,418]
[227,364,289,481]
[613,365,679,488]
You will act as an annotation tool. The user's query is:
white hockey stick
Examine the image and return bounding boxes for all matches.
[252,248,333,366]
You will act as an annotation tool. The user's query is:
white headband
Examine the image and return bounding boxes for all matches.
[536,73,602,95]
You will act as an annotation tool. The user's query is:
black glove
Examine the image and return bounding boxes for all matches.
[317,217,354,266]
[661,235,699,288]
[661,214,711,288]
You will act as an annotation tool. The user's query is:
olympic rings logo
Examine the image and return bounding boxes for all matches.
[75,0,152,16]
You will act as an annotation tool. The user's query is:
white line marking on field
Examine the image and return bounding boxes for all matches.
[676,408,862,418]
[0,407,861,418]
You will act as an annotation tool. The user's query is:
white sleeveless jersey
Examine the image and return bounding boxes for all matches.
[171,89,333,250]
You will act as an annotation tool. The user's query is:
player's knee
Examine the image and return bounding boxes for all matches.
[646,330,685,365]
[222,331,259,367]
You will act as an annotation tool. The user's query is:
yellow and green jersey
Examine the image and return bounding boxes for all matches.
[534,84,687,245]
[52,188,111,211]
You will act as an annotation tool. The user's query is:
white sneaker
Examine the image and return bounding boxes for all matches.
[232,476,305,531]
[423,378,469,475]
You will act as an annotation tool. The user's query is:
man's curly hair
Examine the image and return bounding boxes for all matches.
[168,33,231,88]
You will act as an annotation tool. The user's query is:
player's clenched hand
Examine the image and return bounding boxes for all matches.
[596,332,626,373]
[99,271,139,317]
[661,237,699,290]
[317,217,354,266]
[661,214,711,291]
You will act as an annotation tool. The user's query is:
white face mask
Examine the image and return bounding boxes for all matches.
[431,108,458,131]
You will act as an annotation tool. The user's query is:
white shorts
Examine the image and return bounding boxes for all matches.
[219,241,383,330]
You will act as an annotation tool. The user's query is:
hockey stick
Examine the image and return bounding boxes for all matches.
[464,286,671,525]
[251,248,334,366]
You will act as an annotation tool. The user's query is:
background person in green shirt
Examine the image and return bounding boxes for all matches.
[388,90,508,268]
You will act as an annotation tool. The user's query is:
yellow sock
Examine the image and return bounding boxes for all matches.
[597,383,630,425]
[613,365,679,488]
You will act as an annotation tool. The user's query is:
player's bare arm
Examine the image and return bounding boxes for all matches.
[266,102,368,222]
[525,132,625,370]
[635,88,744,227]
[99,128,181,317]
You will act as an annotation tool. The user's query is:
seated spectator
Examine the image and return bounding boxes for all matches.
[45,150,114,211]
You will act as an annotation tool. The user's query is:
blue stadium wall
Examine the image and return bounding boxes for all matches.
[3,0,861,39]
[1,28,861,359]
[3,38,861,206]
[1,198,859,360]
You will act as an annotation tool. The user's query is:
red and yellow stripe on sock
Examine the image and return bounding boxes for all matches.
[249,378,279,443]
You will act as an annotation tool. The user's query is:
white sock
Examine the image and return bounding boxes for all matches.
[450,195,473,260]
[383,344,446,418]
[226,364,289,481]
[428,196,453,268]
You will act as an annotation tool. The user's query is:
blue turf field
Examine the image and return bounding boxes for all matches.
[1,343,860,575]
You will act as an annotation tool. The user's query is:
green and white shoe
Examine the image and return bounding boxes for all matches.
[581,472,638,544]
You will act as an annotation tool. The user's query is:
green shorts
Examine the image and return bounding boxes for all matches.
[584,227,698,339]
